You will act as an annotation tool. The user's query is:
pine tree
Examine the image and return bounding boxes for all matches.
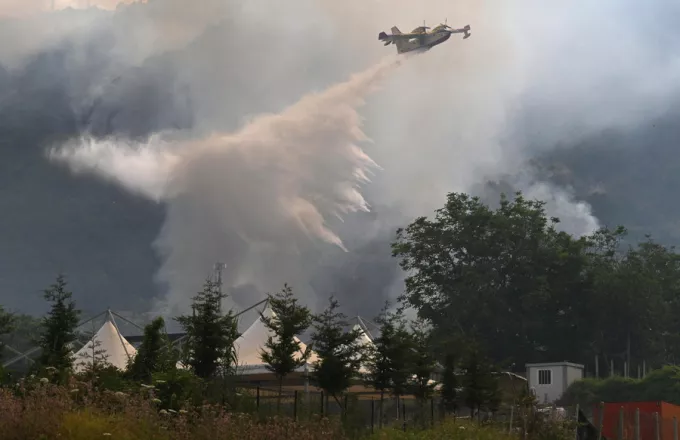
[461,343,500,420]
[408,319,437,425]
[440,352,458,415]
[0,305,14,356]
[364,305,414,427]
[175,279,240,379]
[128,317,175,382]
[260,284,312,412]
[37,274,81,382]
[310,296,364,412]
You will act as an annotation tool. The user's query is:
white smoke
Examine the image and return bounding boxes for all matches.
[41,0,680,316]
[50,55,403,314]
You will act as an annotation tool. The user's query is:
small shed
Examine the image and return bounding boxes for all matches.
[526,361,584,404]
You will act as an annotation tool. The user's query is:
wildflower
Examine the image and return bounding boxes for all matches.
[39,378,49,384]
[114,391,126,397]
[141,384,154,389]
[168,409,177,414]
[179,409,188,414]
[152,398,162,404]
[159,409,168,415]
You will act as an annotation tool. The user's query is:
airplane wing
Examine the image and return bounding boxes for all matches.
[378,31,414,41]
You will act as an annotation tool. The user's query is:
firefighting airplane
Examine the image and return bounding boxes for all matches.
[378,19,471,54]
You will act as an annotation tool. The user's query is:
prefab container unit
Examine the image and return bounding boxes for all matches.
[593,401,680,440]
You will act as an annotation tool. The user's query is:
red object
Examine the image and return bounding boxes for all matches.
[593,401,680,439]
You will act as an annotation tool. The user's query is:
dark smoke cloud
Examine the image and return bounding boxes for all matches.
[1,0,679,324]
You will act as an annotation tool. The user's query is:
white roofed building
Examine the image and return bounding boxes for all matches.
[73,316,137,373]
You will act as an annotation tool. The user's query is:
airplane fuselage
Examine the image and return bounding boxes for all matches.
[397,30,451,54]
[379,23,470,54]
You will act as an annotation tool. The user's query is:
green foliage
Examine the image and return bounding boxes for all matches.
[151,369,204,410]
[407,319,436,402]
[175,279,240,379]
[128,317,176,383]
[560,365,680,407]
[461,344,501,416]
[260,284,312,396]
[37,274,81,381]
[440,353,458,414]
[310,296,364,402]
[364,305,415,402]
[0,305,14,354]
[365,419,519,440]
[392,190,680,371]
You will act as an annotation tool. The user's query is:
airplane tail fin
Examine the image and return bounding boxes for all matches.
[378,31,388,41]
[390,26,402,35]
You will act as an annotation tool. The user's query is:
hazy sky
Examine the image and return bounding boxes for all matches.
[0,0,136,16]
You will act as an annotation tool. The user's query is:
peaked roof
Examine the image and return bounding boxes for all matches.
[73,319,137,372]
[234,305,318,374]
[353,323,374,347]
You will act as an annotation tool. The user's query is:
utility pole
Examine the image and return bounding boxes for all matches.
[213,262,227,313]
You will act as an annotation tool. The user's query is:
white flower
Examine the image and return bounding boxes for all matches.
[179,409,188,414]
[159,409,168,415]
[152,398,162,404]
[168,409,177,414]
[141,384,154,389]
[39,378,49,384]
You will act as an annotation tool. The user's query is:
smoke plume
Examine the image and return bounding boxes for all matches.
[50,55,403,314]
[5,0,678,318]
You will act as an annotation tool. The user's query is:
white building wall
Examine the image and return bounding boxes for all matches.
[526,362,584,404]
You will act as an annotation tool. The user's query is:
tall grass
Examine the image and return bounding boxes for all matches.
[0,376,574,440]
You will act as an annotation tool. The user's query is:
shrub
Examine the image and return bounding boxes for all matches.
[560,365,680,408]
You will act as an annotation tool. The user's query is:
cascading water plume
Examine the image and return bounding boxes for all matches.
[49,54,406,314]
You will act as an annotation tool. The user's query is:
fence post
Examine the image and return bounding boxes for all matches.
[343,394,348,423]
[371,398,375,433]
[618,406,624,440]
[598,402,604,440]
[674,416,678,440]
[320,391,324,418]
[294,390,298,422]
[575,404,580,440]
[655,412,661,440]
[634,407,639,440]
[507,404,514,436]
[402,402,407,432]
[431,398,435,428]
[256,386,260,410]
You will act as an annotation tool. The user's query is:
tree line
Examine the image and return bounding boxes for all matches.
[0,274,502,423]
[392,191,680,374]
[3,189,677,416]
